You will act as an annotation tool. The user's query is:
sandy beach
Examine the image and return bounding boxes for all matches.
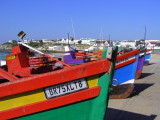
[106,54,160,120]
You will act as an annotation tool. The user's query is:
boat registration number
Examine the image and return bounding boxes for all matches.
[44,78,88,99]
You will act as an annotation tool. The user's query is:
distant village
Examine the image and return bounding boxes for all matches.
[1,38,160,51]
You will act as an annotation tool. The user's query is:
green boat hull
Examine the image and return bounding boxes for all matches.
[13,47,117,120]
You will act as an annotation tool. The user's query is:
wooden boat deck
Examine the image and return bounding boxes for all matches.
[106,54,160,120]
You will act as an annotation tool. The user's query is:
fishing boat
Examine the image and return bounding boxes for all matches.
[144,49,152,65]
[63,46,91,64]
[88,50,103,59]
[0,43,117,120]
[135,49,146,79]
[113,49,139,85]
[110,49,139,99]
[63,47,141,99]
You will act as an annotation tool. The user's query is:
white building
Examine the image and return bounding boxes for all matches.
[145,40,160,49]
[42,39,53,43]
[57,38,97,45]
[48,46,61,50]
[23,39,31,43]
[119,40,136,48]
[8,40,17,43]
[80,38,97,45]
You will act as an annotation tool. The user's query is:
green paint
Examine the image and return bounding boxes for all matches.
[13,47,118,120]
[102,46,118,91]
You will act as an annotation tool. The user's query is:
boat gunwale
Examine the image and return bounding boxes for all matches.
[115,58,136,69]
[0,59,111,98]
[117,49,139,61]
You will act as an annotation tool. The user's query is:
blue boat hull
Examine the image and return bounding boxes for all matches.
[144,53,151,65]
[113,54,139,85]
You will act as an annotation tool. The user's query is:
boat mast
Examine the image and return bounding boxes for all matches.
[144,26,147,48]
[144,26,146,40]
[71,17,76,39]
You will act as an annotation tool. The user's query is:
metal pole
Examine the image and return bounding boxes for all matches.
[67,33,70,46]
[144,26,146,48]
[71,18,75,39]
[144,26,146,40]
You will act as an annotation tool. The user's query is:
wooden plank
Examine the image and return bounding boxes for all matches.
[0,68,18,82]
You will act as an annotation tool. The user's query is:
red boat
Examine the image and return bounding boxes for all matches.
[0,43,117,120]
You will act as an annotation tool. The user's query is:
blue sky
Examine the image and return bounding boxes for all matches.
[0,0,160,43]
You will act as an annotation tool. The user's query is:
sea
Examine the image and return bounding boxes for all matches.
[0,51,11,60]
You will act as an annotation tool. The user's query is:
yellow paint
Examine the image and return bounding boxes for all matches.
[87,75,99,88]
[0,75,99,111]
[7,55,16,60]
[0,89,46,111]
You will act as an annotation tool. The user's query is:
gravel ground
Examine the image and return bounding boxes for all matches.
[106,54,160,120]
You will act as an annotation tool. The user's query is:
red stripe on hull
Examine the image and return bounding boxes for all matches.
[0,59,110,98]
[116,58,136,69]
[117,49,139,61]
[0,86,100,120]
[146,49,152,52]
